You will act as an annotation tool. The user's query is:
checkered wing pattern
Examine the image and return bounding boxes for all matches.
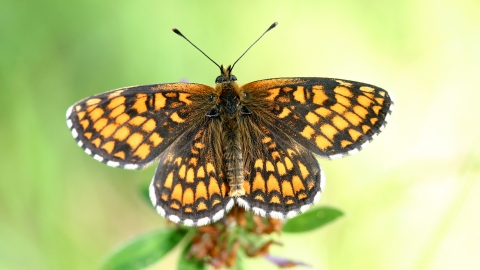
[241,78,393,159]
[149,120,234,227]
[236,118,324,219]
[66,83,216,169]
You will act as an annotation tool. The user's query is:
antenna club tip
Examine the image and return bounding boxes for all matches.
[268,22,278,31]
[172,28,183,36]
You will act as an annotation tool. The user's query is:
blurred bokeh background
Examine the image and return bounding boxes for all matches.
[1,1,479,269]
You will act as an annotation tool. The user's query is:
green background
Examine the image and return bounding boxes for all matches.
[2,1,479,269]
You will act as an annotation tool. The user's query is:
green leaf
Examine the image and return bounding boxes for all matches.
[282,206,344,233]
[99,228,187,270]
[177,243,206,270]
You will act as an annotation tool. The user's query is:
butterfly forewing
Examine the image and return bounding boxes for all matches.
[241,78,393,159]
[66,83,216,169]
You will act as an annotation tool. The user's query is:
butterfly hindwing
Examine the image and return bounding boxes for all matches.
[66,83,216,169]
[241,77,393,159]
[149,120,234,227]
[236,117,324,219]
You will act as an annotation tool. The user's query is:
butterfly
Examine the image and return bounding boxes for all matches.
[66,22,393,226]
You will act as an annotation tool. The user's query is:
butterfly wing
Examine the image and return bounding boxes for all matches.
[149,118,234,226]
[241,78,393,159]
[66,83,216,169]
[236,117,324,219]
[234,77,392,218]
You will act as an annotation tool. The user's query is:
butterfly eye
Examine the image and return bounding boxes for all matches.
[231,75,237,81]
[206,107,219,117]
[240,106,251,115]
[215,76,223,84]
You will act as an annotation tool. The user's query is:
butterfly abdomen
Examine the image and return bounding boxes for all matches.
[216,75,246,197]
[222,116,246,196]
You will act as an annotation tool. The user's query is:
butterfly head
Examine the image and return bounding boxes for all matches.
[215,65,237,84]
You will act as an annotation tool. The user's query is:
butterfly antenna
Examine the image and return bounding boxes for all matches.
[231,22,278,71]
[172,28,221,69]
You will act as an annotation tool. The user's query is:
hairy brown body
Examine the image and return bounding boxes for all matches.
[216,66,246,196]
